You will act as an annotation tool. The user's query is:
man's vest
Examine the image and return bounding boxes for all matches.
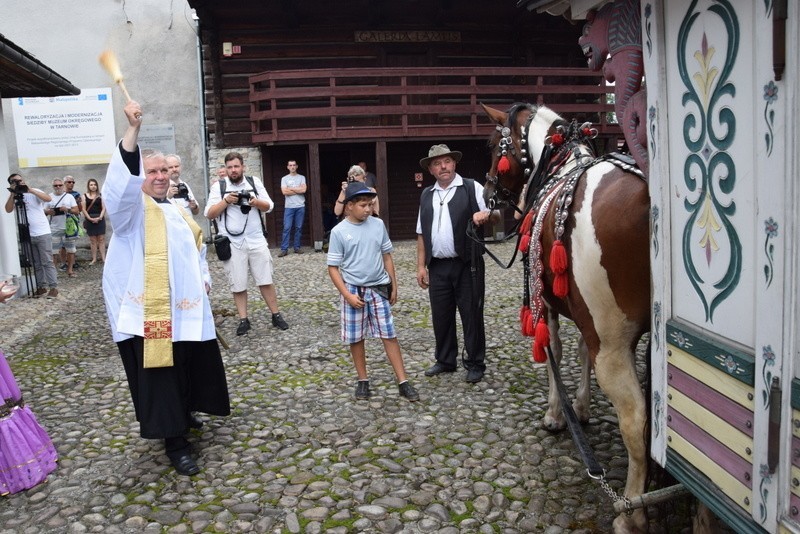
[419,178,483,266]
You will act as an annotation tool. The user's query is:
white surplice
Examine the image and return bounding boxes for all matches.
[102,143,214,343]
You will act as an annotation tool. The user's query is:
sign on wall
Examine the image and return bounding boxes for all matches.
[139,124,176,156]
[11,87,116,168]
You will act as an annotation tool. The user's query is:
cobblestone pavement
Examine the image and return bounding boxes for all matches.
[0,240,691,533]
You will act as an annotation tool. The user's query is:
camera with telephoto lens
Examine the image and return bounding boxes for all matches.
[174,182,190,200]
[7,179,28,195]
[234,190,254,214]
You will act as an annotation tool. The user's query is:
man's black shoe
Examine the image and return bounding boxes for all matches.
[171,454,200,476]
[424,363,457,377]
[272,312,289,330]
[465,369,484,383]
[236,318,251,336]
[355,380,371,400]
[294,248,303,254]
[188,413,204,429]
[398,381,420,401]
[277,250,288,257]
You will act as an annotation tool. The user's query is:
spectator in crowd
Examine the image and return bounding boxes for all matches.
[82,178,107,264]
[46,177,79,278]
[278,160,307,257]
[357,160,377,189]
[165,154,200,215]
[327,182,419,402]
[4,174,57,298]
[205,152,290,336]
[334,165,379,218]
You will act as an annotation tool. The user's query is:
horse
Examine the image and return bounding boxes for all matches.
[482,102,652,532]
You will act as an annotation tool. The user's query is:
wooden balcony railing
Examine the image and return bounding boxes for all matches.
[249,67,619,144]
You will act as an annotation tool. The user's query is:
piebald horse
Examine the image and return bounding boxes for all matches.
[483,102,651,532]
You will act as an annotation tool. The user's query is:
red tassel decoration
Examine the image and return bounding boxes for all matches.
[549,239,569,298]
[549,240,568,272]
[520,211,534,236]
[519,233,531,253]
[532,318,549,363]
[551,133,564,146]
[553,273,569,298]
[497,155,511,174]
[519,306,534,336]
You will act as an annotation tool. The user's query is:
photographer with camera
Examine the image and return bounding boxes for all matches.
[4,174,59,298]
[165,154,200,215]
[47,177,80,278]
[333,165,379,218]
[205,151,290,336]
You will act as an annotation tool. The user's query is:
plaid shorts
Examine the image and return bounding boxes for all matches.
[340,283,396,344]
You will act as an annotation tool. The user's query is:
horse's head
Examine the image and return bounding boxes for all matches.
[481,102,567,208]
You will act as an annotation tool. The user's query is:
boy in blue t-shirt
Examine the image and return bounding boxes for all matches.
[327,182,419,401]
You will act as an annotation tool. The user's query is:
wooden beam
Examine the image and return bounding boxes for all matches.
[308,142,323,250]
[375,141,388,233]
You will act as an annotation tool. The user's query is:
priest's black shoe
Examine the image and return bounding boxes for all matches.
[188,413,204,429]
[272,312,289,330]
[424,363,457,377]
[465,369,484,383]
[172,454,200,476]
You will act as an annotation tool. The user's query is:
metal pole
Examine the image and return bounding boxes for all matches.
[612,484,690,514]
[194,11,212,242]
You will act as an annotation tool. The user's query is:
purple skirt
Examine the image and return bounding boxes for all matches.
[0,350,57,495]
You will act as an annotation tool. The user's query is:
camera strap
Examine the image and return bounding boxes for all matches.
[219,177,268,238]
[48,194,67,221]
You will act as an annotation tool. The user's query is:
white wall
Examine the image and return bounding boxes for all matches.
[0,103,19,277]
[0,0,206,206]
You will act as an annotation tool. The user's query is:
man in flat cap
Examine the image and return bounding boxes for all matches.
[415,144,498,384]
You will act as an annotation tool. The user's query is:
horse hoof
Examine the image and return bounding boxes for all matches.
[613,511,648,533]
[541,415,566,432]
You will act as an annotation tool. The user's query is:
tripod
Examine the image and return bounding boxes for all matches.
[12,193,37,296]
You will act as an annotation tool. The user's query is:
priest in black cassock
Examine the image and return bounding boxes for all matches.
[102,99,230,476]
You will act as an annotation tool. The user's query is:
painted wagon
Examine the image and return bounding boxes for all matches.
[523,0,798,531]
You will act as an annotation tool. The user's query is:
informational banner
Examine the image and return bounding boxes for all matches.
[11,88,116,168]
[139,124,176,155]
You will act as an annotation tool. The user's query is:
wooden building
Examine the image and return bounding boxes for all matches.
[188,0,617,245]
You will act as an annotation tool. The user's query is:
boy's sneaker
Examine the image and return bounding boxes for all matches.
[34,287,48,298]
[354,380,371,400]
[271,312,289,330]
[46,288,59,299]
[398,381,420,402]
[236,318,251,336]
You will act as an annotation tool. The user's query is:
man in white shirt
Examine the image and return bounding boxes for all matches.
[46,178,79,278]
[165,154,200,215]
[205,152,290,335]
[4,174,58,298]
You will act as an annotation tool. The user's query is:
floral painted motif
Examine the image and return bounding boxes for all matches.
[653,390,662,438]
[648,105,657,160]
[678,1,741,323]
[763,217,778,287]
[758,462,772,521]
[644,3,653,56]
[763,81,778,156]
[653,300,661,350]
[651,205,660,257]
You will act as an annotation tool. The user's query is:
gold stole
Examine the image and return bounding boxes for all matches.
[143,196,203,368]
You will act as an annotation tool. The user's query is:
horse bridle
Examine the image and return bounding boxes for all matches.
[485,106,538,212]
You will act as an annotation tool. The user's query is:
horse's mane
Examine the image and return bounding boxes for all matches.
[505,102,535,132]
[532,105,563,128]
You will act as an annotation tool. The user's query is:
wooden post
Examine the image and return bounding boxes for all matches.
[308,142,323,251]
[376,141,389,234]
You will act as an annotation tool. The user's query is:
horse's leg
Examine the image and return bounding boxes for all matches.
[572,336,591,424]
[594,343,648,533]
[542,310,566,431]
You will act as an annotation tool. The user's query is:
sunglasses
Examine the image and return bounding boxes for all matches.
[65,181,74,184]
[53,184,63,187]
